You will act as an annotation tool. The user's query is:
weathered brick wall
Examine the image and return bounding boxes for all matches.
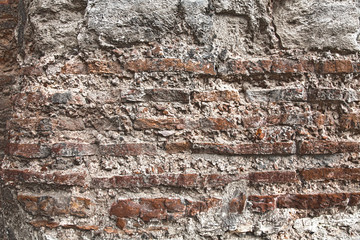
[1,0,360,239]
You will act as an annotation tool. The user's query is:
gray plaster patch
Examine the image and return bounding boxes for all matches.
[273,0,360,52]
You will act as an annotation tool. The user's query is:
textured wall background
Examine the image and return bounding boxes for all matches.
[1,0,360,239]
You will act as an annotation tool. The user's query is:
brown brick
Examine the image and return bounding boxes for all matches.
[299,141,360,155]
[165,142,191,154]
[125,58,216,75]
[248,195,275,213]
[340,114,360,131]
[277,193,349,209]
[100,143,156,156]
[165,199,186,212]
[134,118,185,130]
[249,171,298,183]
[229,194,246,213]
[51,143,97,157]
[6,143,51,158]
[300,168,360,181]
[192,142,296,155]
[70,197,92,217]
[116,218,127,230]
[192,90,240,102]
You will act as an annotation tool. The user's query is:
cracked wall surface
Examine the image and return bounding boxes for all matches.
[1,0,360,239]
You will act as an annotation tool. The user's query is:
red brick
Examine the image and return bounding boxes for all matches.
[319,60,354,74]
[165,199,186,212]
[192,90,240,102]
[110,200,141,218]
[125,58,216,75]
[277,193,349,209]
[249,171,298,183]
[18,194,91,217]
[61,62,88,74]
[2,169,86,186]
[192,142,296,155]
[340,114,360,131]
[51,143,97,157]
[134,118,185,130]
[300,168,360,181]
[100,143,156,156]
[116,218,127,230]
[87,60,123,74]
[229,194,246,213]
[140,198,167,222]
[248,195,275,213]
[6,143,50,158]
[299,141,360,155]
[165,142,191,154]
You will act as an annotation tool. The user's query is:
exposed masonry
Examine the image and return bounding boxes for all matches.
[2,0,360,239]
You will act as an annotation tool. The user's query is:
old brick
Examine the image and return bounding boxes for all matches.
[110,200,141,218]
[299,141,360,155]
[100,143,156,156]
[61,61,88,74]
[300,168,360,181]
[340,114,360,131]
[87,60,123,74]
[17,195,39,213]
[165,199,186,212]
[348,193,360,206]
[165,142,191,154]
[145,89,189,103]
[116,218,127,230]
[2,169,86,186]
[54,117,85,131]
[70,197,91,217]
[271,59,304,73]
[248,195,275,213]
[249,171,298,183]
[30,220,59,229]
[125,58,215,75]
[192,90,240,102]
[198,118,236,130]
[51,143,97,157]
[62,224,99,231]
[319,60,354,74]
[192,142,296,155]
[246,87,306,103]
[229,194,246,214]
[277,193,349,209]
[0,75,14,86]
[140,198,167,222]
[307,88,358,102]
[134,118,185,130]
[6,143,51,158]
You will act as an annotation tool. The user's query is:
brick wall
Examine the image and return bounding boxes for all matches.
[1,0,360,239]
